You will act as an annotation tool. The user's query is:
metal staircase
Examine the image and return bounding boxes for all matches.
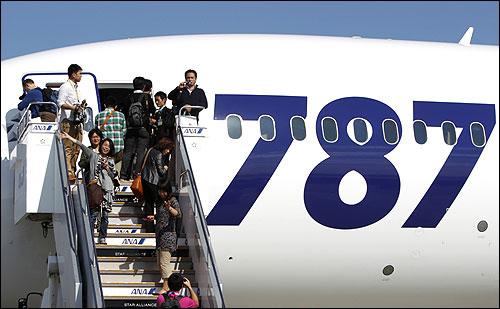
[97,184,196,307]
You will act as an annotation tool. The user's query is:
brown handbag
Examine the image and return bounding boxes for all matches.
[130,148,152,200]
[87,179,104,209]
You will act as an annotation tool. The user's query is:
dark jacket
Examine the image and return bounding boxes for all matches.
[18,87,43,118]
[141,148,167,186]
[167,85,208,118]
[122,92,156,130]
[153,106,175,140]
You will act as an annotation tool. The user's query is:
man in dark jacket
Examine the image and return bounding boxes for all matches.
[167,69,208,119]
[120,77,155,181]
[18,79,43,121]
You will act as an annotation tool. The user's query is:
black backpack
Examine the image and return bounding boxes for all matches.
[161,292,184,308]
[128,95,146,127]
[40,87,58,114]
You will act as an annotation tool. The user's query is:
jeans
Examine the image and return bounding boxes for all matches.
[90,207,109,239]
[121,127,150,179]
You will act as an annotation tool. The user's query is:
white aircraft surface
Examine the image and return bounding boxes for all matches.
[1,33,498,308]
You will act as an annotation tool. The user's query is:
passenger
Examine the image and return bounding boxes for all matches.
[167,69,208,120]
[57,64,85,182]
[143,78,157,145]
[78,128,104,184]
[95,95,127,175]
[120,77,152,182]
[155,181,182,295]
[141,137,174,232]
[60,131,118,245]
[156,273,198,308]
[17,79,43,122]
[152,91,175,143]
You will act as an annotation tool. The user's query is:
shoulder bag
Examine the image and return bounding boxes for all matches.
[130,148,153,200]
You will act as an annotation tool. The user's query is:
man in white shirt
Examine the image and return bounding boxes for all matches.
[57,64,84,182]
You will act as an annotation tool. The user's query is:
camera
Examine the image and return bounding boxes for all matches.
[73,99,88,124]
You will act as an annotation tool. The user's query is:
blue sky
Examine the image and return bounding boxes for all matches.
[1,1,498,60]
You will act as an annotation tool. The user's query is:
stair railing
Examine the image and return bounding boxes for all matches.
[175,106,225,308]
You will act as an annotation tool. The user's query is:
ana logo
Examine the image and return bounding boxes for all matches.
[182,127,205,135]
[122,238,145,245]
[131,288,155,295]
[32,124,53,131]
[115,229,137,233]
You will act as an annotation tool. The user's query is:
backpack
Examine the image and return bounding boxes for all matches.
[161,292,184,308]
[40,88,58,114]
[127,95,146,127]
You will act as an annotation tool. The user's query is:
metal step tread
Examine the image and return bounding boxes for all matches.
[96,244,188,249]
[104,295,156,300]
[101,282,198,287]
[108,224,143,228]
[100,269,194,274]
[108,213,145,218]
[98,256,191,262]
[94,232,155,238]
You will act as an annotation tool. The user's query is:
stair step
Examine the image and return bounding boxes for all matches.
[113,195,141,204]
[110,204,145,215]
[94,237,156,246]
[96,245,189,258]
[100,269,195,282]
[102,283,196,298]
[106,228,147,234]
[95,233,155,237]
[98,256,192,271]
[104,297,156,308]
[107,213,146,225]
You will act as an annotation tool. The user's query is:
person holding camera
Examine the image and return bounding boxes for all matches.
[60,131,118,245]
[157,273,199,308]
[58,63,86,182]
[167,69,208,119]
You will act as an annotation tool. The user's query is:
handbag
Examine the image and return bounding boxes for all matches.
[130,148,153,200]
[87,179,104,209]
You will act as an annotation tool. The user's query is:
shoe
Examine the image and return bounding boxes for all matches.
[97,238,107,245]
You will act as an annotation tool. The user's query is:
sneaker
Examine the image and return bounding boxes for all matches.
[97,238,107,245]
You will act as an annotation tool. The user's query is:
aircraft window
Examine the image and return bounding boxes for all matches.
[291,116,306,141]
[383,119,399,144]
[470,122,486,147]
[321,117,338,143]
[227,115,242,139]
[354,119,368,143]
[259,115,275,141]
[413,120,427,144]
[477,220,488,232]
[442,121,457,145]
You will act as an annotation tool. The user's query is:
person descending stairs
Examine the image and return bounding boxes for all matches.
[95,181,196,307]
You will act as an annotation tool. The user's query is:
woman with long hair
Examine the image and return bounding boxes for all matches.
[60,131,118,244]
[141,137,174,232]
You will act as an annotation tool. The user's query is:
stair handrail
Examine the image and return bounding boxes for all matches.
[73,168,105,307]
[54,134,78,253]
[176,123,225,308]
[17,102,59,141]
[54,134,104,307]
[176,105,205,127]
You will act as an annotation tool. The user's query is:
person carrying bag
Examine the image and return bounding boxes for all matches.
[131,148,153,200]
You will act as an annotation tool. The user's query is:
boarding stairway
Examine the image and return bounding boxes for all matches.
[12,103,224,307]
[97,183,195,307]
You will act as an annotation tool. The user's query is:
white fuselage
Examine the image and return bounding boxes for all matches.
[1,35,498,307]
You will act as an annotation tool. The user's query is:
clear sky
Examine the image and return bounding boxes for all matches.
[1,1,498,60]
